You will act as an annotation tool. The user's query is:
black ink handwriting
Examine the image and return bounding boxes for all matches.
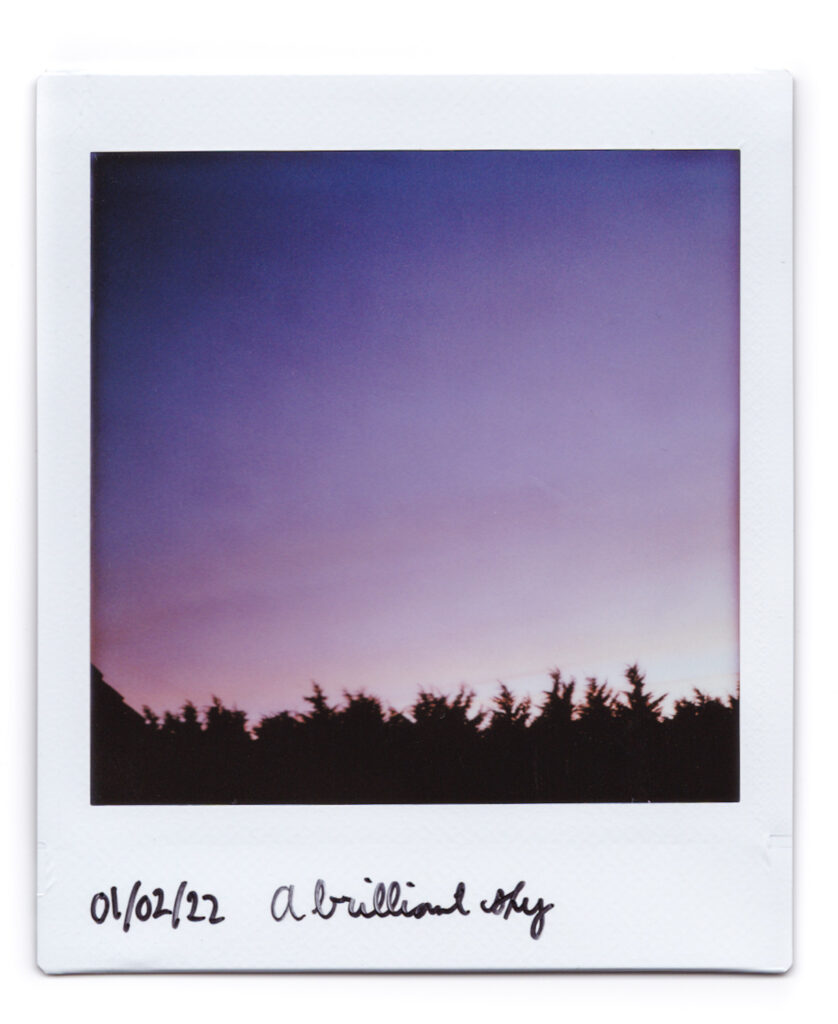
[479,880,554,939]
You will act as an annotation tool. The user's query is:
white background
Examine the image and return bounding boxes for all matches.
[1,0,832,1017]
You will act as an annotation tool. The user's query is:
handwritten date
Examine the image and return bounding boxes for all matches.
[90,882,225,932]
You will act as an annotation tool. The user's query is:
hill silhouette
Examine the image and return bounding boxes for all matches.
[90,663,739,804]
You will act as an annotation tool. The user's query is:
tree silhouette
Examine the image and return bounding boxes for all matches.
[616,664,666,723]
[483,682,533,801]
[407,686,485,801]
[568,677,619,800]
[90,661,739,805]
[489,682,532,729]
[538,670,576,722]
[613,664,667,801]
[528,671,576,800]
[302,682,335,723]
[576,677,615,725]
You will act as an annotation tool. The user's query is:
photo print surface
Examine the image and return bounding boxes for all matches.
[90,149,740,805]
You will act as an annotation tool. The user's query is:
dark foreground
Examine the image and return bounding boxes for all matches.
[91,664,739,804]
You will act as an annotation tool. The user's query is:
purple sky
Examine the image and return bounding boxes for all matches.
[91,150,739,723]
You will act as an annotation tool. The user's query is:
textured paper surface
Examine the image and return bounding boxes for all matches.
[37,74,793,973]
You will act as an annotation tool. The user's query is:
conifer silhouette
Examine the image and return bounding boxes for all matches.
[90,661,739,805]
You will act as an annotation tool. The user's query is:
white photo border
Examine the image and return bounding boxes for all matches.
[37,74,793,973]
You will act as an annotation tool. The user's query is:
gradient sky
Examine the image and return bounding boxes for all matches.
[91,150,739,723]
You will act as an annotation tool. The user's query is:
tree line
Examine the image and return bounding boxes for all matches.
[91,663,739,804]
